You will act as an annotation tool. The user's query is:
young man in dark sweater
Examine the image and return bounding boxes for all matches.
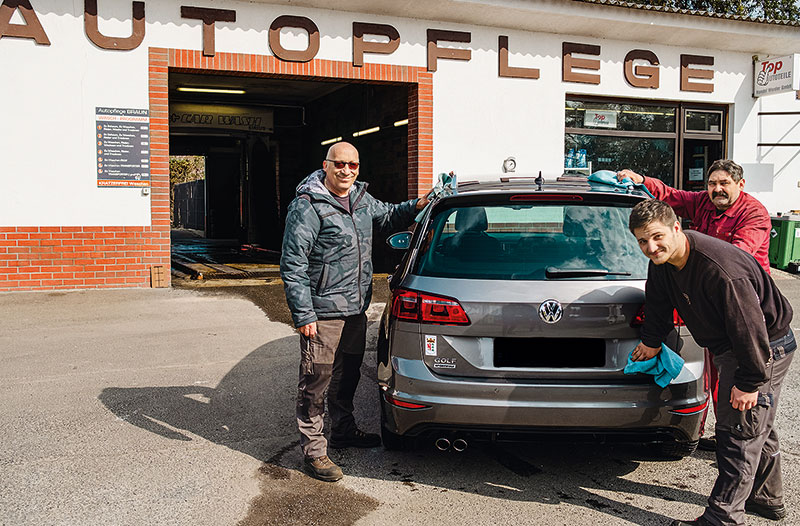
[628,200,795,526]
[619,160,772,452]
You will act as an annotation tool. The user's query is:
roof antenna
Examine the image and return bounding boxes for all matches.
[535,170,544,191]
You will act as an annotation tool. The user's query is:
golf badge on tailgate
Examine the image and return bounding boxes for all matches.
[433,357,456,369]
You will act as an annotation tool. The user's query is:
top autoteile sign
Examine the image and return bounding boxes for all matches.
[754,54,800,97]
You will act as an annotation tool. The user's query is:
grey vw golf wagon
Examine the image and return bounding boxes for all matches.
[377,176,707,457]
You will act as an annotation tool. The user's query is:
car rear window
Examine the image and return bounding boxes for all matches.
[413,202,648,280]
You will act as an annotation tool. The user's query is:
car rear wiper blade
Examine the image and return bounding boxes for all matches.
[545,267,632,279]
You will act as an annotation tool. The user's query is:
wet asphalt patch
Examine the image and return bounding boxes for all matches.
[238,462,379,526]
[239,440,379,526]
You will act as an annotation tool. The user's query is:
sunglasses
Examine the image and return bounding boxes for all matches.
[326,159,360,170]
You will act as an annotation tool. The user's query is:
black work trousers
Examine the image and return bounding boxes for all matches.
[701,330,796,526]
[296,313,367,459]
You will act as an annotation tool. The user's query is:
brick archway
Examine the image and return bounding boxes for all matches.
[148,47,433,283]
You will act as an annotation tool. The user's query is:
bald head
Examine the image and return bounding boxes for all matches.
[322,142,360,197]
[326,141,359,161]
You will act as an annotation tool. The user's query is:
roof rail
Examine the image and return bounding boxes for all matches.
[499,176,539,183]
[556,174,590,183]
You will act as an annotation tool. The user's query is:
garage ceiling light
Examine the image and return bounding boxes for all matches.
[352,126,380,137]
[394,119,409,127]
[177,87,246,95]
[321,136,342,146]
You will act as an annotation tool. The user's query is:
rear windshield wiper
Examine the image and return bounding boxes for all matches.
[545,267,632,279]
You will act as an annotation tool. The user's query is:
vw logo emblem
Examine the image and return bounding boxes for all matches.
[539,300,563,324]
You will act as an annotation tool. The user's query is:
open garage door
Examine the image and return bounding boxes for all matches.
[168,72,410,273]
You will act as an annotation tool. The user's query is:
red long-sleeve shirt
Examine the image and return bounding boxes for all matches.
[643,176,772,273]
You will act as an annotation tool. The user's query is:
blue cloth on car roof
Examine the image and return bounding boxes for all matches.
[587,170,655,198]
[415,171,457,222]
[623,342,684,388]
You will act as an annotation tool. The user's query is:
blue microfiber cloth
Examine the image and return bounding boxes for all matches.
[414,171,457,222]
[623,342,684,388]
[587,170,655,198]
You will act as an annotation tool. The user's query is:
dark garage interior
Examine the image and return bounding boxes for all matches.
[168,71,411,274]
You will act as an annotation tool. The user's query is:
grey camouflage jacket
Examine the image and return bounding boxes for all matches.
[280,169,419,327]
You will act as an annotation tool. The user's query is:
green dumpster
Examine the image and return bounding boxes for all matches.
[769,217,800,270]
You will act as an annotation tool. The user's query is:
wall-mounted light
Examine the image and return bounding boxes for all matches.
[352,126,380,137]
[394,119,409,127]
[177,87,246,94]
[321,136,342,146]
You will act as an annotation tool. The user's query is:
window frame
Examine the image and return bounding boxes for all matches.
[565,95,728,189]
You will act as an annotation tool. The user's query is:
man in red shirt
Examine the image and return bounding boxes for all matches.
[618,159,772,452]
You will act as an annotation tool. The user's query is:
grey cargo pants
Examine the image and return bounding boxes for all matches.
[701,330,796,526]
[296,313,367,459]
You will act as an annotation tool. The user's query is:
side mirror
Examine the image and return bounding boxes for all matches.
[386,231,412,250]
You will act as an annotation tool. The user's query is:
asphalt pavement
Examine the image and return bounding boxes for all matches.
[2,271,800,526]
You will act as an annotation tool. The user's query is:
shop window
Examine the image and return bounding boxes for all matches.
[685,110,723,133]
[566,100,675,133]
[564,97,726,190]
[565,134,675,184]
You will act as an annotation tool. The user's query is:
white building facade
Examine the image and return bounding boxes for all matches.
[1,0,798,291]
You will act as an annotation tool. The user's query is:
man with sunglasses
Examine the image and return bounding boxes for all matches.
[281,141,429,482]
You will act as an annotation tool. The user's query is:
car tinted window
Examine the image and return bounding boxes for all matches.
[414,202,648,280]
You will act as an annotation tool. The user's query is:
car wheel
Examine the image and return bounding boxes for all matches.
[652,439,698,459]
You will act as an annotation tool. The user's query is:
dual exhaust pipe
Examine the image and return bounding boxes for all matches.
[434,436,468,452]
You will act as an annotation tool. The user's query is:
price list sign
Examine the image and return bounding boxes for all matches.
[95,107,150,188]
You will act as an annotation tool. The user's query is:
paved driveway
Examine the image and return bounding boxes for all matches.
[2,272,800,525]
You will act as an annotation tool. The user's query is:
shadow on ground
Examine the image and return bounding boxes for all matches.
[99,320,709,525]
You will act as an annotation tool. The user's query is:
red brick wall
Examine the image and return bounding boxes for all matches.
[0,48,432,292]
[0,227,167,291]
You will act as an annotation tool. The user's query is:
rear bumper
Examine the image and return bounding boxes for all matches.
[381,357,706,443]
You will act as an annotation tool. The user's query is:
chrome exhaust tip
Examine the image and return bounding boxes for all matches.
[434,437,451,451]
[452,438,468,452]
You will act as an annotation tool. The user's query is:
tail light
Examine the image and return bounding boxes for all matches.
[668,398,709,415]
[631,306,685,328]
[391,288,470,325]
[384,391,430,409]
[631,305,646,327]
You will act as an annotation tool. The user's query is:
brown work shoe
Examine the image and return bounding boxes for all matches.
[303,455,343,482]
[745,499,787,520]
